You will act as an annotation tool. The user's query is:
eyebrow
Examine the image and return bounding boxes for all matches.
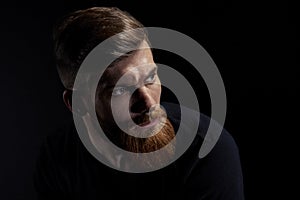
[104,65,158,90]
[147,65,158,77]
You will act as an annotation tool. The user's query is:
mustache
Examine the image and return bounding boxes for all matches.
[131,106,167,126]
[121,118,176,153]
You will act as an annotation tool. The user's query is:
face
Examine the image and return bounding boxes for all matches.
[93,42,175,157]
[95,43,162,135]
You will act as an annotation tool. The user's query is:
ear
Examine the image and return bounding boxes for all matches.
[63,89,73,112]
[63,89,88,116]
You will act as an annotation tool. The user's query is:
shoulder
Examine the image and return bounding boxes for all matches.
[34,119,76,196]
[39,119,80,164]
[162,102,244,199]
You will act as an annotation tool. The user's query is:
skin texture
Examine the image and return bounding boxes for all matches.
[93,42,175,156]
[64,42,175,159]
[95,42,162,133]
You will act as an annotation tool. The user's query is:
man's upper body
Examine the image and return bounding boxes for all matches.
[35,103,244,200]
[35,7,244,200]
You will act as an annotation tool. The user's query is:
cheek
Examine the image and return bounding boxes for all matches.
[111,95,132,121]
[95,95,112,121]
[150,84,162,102]
[96,92,132,123]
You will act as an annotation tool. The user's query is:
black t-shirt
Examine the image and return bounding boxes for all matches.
[34,103,244,200]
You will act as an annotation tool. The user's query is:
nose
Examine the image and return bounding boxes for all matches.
[130,86,156,114]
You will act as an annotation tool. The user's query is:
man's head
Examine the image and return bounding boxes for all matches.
[95,41,175,154]
[54,7,145,90]
[54,7,175,155]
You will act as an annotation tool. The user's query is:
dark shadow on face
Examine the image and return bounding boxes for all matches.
[94,43,175,153]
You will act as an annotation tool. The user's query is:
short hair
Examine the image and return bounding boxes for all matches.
[53,7,147,89]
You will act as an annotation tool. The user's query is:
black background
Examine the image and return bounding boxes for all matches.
[0,0,298,199]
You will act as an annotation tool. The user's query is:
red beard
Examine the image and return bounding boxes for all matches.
[120,118,175,153]
[100,107,176,168]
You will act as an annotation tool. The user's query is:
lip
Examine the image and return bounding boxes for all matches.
[138,118,159,128]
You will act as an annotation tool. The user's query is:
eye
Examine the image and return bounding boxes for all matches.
[145,73,156,84]
[112,87,127,96]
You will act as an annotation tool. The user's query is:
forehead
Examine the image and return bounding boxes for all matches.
[101,47,155,84]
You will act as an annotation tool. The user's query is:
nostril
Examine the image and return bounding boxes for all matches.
[130,101,148,114]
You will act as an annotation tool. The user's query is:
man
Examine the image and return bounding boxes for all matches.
[35,7,244,199]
